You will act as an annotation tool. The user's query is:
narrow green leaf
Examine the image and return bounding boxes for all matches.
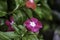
[0,32,11,40]
[0,11,6,17]
[34,7,44,19]
[23,8,33,18]
[12,23,20,35]
[18,25,27,32]
[22,35,38,40]
[4,32,19,38]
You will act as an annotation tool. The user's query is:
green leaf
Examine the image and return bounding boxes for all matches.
[12,23,21,35]
[43,23,49,31]
[0,32,11,40]
[41,6,52,20]
[23,8,33,18]
[0,19,5,25]
[4,32,20,39]
[38,35,44,40]
[12,0,25,12]
[34,7,44,19]
[15,0,25,7]
[39,0,53,20]
[15,0,22,5]
[12,23,26,37]
[14,37,20,40]
[12,23,27,39]
[18,25,27,32]
[0,1,7,11]
[13,10,27,24]
[17,25,27,37]
[34,0,40,3]
[22,35,38,40]
[40,0,47,4]
[0,11,6,17]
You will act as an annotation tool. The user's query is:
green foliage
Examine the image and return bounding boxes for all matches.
[0,11,7,17]
[0,0,7,17]
[0,0,53,40]
[22,35,38,40]
[13,10,27,24]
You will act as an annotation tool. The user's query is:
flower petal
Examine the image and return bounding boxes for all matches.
[30,17,38,23]
[36,21,42,28]
[5,20,14,31]
[5,20,10,26]
[31,28,39,32]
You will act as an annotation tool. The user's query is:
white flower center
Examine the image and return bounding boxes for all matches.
[30,21,36,27]
[29,0,34,3]
[10,21,14,25]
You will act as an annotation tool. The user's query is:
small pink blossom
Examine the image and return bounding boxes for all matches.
[25,0,36,10]
[5,16,14,31]
[24,17,42,32]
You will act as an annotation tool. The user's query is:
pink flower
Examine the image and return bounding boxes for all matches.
[24,17,42,32]
[5,16,14,31]
[25,0,36,10]
[9,16,14,22]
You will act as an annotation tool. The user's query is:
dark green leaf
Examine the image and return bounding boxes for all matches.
[43,23,49,31]
[0,1,7,11]
[0,11,6,17]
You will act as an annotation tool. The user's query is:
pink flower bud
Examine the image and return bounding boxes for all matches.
[5,16,14,31]
[25,0,36,10]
